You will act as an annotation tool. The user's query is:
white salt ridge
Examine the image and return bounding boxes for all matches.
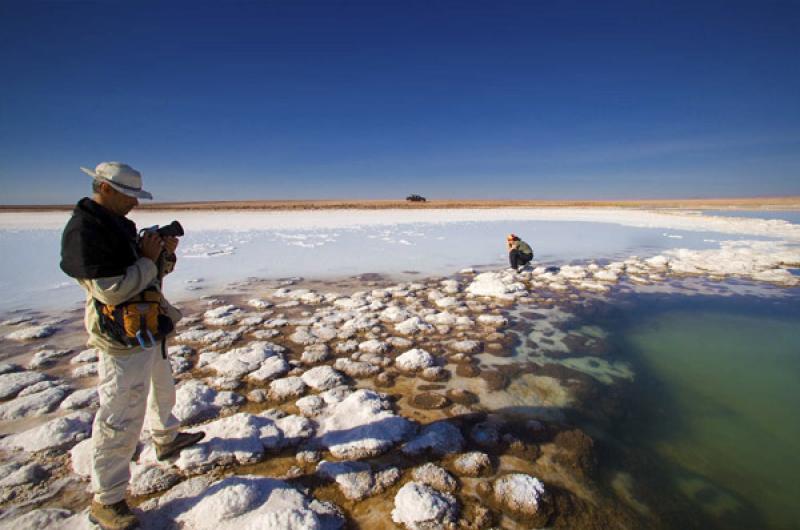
[174,328,243,349]
[302,344,332,364]
[664,240,800,285]
[9,207,799,239]
[391,481,459,529]
[246,355,290,383]
[334,358,381,378]
[312,389,415,459]
[395,348,436,372]
[6,324,58,341]
[0,370,49,399]
[447,340,482,354]
[394,316,434,335]
[173,380,244,424]
[0,384,72,420]
[0,363,21,375]
[0,462,48,489]
[27,348,72,369]
[493,473,548,516]
[358,339,389,354]
[317,460,401,500]
[71,363,98,378]
[198,341,283,379]
[0,508,86,530]
[453,451,492,477]
[466,272,526,300]
[379,306,411,323]
[172,412,284,472]
[301,365,346,391]
[0,410,93,453]
[69,348,98,364]
[60,387,99,410]
[247,298,273,309]
[0,315,35,326]
[411,463,458,493]
[138,475,345,530]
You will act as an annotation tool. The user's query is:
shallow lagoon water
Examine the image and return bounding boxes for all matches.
[579,292,800,530]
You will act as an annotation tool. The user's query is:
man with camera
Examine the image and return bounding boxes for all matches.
[60,162,203,530]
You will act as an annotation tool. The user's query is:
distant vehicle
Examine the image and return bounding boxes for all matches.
[406,194,427,202]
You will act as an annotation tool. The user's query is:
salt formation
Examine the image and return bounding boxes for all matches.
[453,451,493,477]
[59,387,98,410]
[137,475,345,529]
[6,324,58,341]
[391,481,459,529]
[0,411,92,453]
[493,473,550,521]
[301,365,346,391]
[411,463,458,493]
[172,411,309,472]
[0,384,72,420]
[0,370,49,399]
[317,460,401,500]
[173,380,244,423]
[395,348,436,372]
[310,389,415,459]
[198,341,285,379]
[269,376,307,401]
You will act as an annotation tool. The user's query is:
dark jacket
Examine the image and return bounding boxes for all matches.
[60,198,139,279]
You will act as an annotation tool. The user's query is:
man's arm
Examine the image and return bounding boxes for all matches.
[89,258,158,306]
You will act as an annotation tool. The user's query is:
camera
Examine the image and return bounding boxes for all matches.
[140,220,184,239]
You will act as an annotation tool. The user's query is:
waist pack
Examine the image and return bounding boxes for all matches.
[95,288,174,348]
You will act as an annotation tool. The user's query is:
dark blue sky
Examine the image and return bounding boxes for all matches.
[1,0,798,203]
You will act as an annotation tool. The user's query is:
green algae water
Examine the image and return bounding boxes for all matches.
[608,294,800,530]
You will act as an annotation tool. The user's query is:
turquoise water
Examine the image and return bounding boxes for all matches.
[598,293,800,529]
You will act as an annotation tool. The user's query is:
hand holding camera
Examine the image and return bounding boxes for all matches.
[139,232,163,262]
[138,220,184,264]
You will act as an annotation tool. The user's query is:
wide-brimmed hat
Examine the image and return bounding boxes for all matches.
[80,162,153,199]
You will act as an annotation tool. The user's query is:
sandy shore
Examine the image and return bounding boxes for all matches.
[2,196,800,212]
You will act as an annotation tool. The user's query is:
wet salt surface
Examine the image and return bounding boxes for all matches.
[1,207,799,314]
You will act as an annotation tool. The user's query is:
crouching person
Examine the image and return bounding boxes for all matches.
[507,233,534,271]
[60,162,204,530]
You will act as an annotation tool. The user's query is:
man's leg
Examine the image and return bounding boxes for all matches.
[145,344,180,445]
[147,341,204,461]
[92,347,156,504]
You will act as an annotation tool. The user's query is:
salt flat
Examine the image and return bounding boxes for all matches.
[1,208,799,314]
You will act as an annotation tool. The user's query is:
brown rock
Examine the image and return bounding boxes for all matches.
[479,370,508,391]
[455,363,480,378]
[458,502,494,529]
[446,388,479,406]
[375,371,396,387]
[552,429,596,477]
[409,392,451,410]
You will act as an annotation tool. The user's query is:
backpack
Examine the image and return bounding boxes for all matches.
[95,287,174,348]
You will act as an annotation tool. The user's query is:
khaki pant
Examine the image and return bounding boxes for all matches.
[92,344,180,504]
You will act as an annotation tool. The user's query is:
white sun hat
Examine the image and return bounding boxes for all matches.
[80,161,153,199]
